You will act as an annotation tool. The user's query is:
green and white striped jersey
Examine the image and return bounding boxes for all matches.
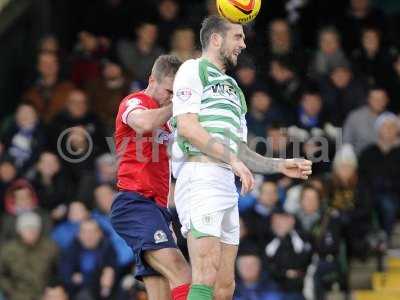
[172,58,248,157]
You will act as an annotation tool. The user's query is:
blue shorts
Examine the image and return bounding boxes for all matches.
[110,191,177,280]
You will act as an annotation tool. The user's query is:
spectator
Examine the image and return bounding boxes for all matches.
[0,212,59,300]
[257,19,306,79]
[49,89,108,154]
[26,151,75,220]
[338,0,388,52]
[351,27,393,86]
[267,58,302,118]
[157,0,182,51]
[51,201,90,251]
[234,248,279,300]
[343,87,389,154]
[288,89,328,144]
[170,26,199,62]
[359,113,400,240]
[117,21,164,84]
[319,64,367,126]
[0,160,17,212]
[42,283,69,300]
[76,153,117,208]
[383,54,400,113]
[310,27,349,79]
[0,104,47,175]
[1,179,52,242]
[86,60,130,130]
[285,176,327,214]
[264,211,312,300]
[91,184,134,268]
[242,181,281,246]
[235,55,266,99]
[246,89,281,138]
[70,31,110,87]
[22,51,75,123]
[296,185,342,300]
[57,125,98,183]
[327,145,373,258]
[59,219,117,300]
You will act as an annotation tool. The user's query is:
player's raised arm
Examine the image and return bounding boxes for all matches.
[126,103,172,135]
[238,142,313,179]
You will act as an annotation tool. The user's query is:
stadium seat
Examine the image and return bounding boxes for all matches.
[387,257,400,271]
[372,272,400,291]
[353,290,400,300]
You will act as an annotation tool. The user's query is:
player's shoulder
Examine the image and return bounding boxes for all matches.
[120,92,154,110]
[177,58,200,75]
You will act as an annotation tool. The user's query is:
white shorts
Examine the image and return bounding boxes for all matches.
[174,162,240,245]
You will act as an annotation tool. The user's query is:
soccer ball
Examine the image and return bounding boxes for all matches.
[216,0,262,24]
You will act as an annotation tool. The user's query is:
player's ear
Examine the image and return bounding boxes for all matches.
[148,74,156,86]
[210,32,222,48]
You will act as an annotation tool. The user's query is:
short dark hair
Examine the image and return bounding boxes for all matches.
[200,15,230,50]
[151,54,182,81]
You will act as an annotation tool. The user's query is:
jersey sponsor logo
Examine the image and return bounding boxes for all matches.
[154,129,171,144]
[154,230,168,243]
[176,88,192,101]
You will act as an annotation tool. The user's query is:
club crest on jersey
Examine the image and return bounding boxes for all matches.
[177,88,192,101]
[126,98,141,107]
[154,230,168,244]
[202,214,213,225]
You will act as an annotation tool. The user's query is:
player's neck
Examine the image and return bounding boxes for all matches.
[202,52,226,74]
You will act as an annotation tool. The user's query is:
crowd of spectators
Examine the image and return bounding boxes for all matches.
[0,0,400,299]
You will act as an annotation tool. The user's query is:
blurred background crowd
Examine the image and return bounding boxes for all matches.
[0,0,400,299]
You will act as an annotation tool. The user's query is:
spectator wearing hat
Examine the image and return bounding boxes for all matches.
[86,60,130,131]
[359,112,400,240]
[343,86,389,154]
[327,145,373,258]
[22,51,75,123]
[0,212,59,300]
[0,104,47,175]
[1,179,52,242]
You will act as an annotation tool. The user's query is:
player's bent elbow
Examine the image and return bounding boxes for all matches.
[176,114,197,140]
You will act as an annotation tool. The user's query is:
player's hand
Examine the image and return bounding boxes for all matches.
[279,158,312,180]
[231,159,255,195]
